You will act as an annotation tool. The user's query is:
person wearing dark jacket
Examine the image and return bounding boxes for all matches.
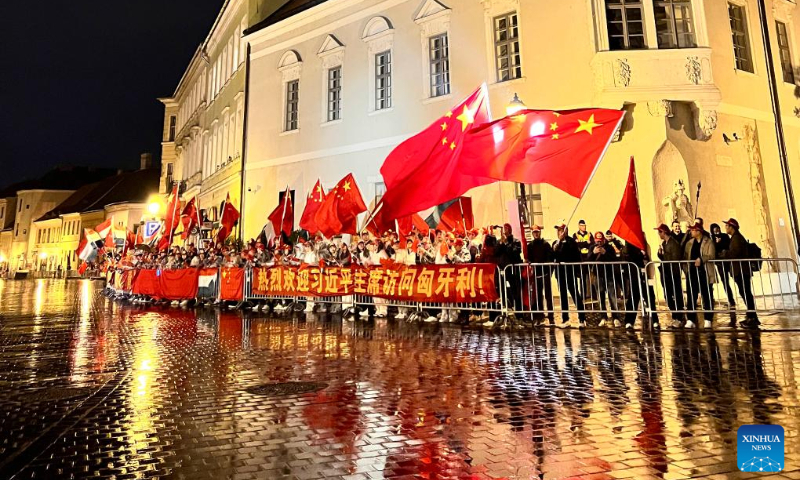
[622,242,659,329]
[526,225,554,323]
[589,231,621,326]
[718,218,758,327]
[498,223,523,312]
[553,222,586,328]
[656,224,685,326]
[710,222,736,309]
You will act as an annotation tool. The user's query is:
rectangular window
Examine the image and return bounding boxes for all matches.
[278,189,296,212]
[777,21,795,83]
[327,67,342,122]
[18,203,22,212]
[729,4,753,72]
[375,182,386,203]
[606,0,646,50]
[654,0,696,48]
[429,33,451,97]
[375,51,392,110]
[168,115,176,142]
[285,80,299,131]
[494,12,523,81]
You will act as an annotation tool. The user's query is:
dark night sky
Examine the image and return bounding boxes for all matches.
[0,1,225,190]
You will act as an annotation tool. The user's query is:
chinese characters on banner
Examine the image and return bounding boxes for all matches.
[251,263,499,303]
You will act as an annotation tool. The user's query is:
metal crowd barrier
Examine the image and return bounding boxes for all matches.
[645,258,800,318]
[196,269,220,304]
[502,262,647,325]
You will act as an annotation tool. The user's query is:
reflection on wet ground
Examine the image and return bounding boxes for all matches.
[0,279,799,479]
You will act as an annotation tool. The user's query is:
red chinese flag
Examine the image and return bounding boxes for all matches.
[610,157,646,250]
[163,185,181,235]
[220,267,245,301]
[363,199,394,237]
[217,194,240,243]
[95,217,113,239]
[268,188,294,237]
[314,174,367,237]
[379,85,496,219]
[299,180,326,234]
[437,197,474,234]
[458,108,625,198]
[180,197,199,240]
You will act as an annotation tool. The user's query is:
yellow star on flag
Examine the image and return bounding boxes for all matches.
[575,114,601,135]
[550,122,558,131]
[552,133,560,140]
[456,105,476,132]
[553,112,561,117]
[343,181,351,192]
[445,111,453,118]
[450,142,456,150]
[442,137,448,145]
[441,122,448,131]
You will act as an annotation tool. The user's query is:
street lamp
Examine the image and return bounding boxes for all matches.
[148,201,160,215]
[508,93,531,235]
[506,93,526,116]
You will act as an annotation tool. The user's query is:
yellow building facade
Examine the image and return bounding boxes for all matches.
[159,0,251,241]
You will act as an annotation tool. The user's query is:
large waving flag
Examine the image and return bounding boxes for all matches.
[299,180,326,234]
[379,85,495,220]
[457,108,624,198]
[314,174,367,237]
[610,157,646,250]
[216,194,240,243]
[268,187,294,238]
[180,197,201,240]
[163,184,181,243]
[95,217,113,239]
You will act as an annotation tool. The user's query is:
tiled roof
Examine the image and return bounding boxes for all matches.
[0,166,120,198]
[36,169,160,222]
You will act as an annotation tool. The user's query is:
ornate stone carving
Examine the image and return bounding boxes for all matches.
[686,56,702,85]
[614,58,631,87]
[647,100,673,117]
[742,123,777,263]
[693,107,718,140]
[662,180,693,226]
[415,0,451,36]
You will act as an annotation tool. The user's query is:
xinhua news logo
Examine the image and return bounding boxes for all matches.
[738,425,784,472]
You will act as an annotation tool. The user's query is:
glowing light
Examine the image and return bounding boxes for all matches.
[39,252,48,259]
[530,121,546,137]
[0,255,6,263]
[493,126,505,144]
[148,202,160,215]
[506,92,526,116]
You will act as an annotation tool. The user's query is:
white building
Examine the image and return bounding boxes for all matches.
[237,0,800,259]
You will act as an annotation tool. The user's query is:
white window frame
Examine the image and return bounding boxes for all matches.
[590,0,709,51]
[318,34,346,124]
[279,50,303,133]
[727,0,756,74]
[362,16,395,114]
[482,0,526,86]
[773,3,798,85]
[414,0,452,102]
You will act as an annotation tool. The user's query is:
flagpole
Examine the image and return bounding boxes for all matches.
[566,113,626,226]
[457,197,467,234]
[361,200,384,234]
[195,198,202,246]
[279,186,289,244]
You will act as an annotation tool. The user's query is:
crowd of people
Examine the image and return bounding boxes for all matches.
[100,216,763,330]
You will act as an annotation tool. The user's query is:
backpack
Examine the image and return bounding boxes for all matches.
[747,242,763,272]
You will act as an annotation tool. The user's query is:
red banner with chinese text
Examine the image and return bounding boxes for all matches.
[251,263,498,303]
[220,267,245,301]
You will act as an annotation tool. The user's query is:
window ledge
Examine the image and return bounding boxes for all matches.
[321,119,343,127]
[422,93,453,105]
[368,107,394,116]
[279,129,300,137]
[489,77,527,89]
[734,68,759,79]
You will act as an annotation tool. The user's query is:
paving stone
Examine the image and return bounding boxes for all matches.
[0,279,799,479]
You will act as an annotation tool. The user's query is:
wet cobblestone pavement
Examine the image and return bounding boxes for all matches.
[1,280,799,479]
